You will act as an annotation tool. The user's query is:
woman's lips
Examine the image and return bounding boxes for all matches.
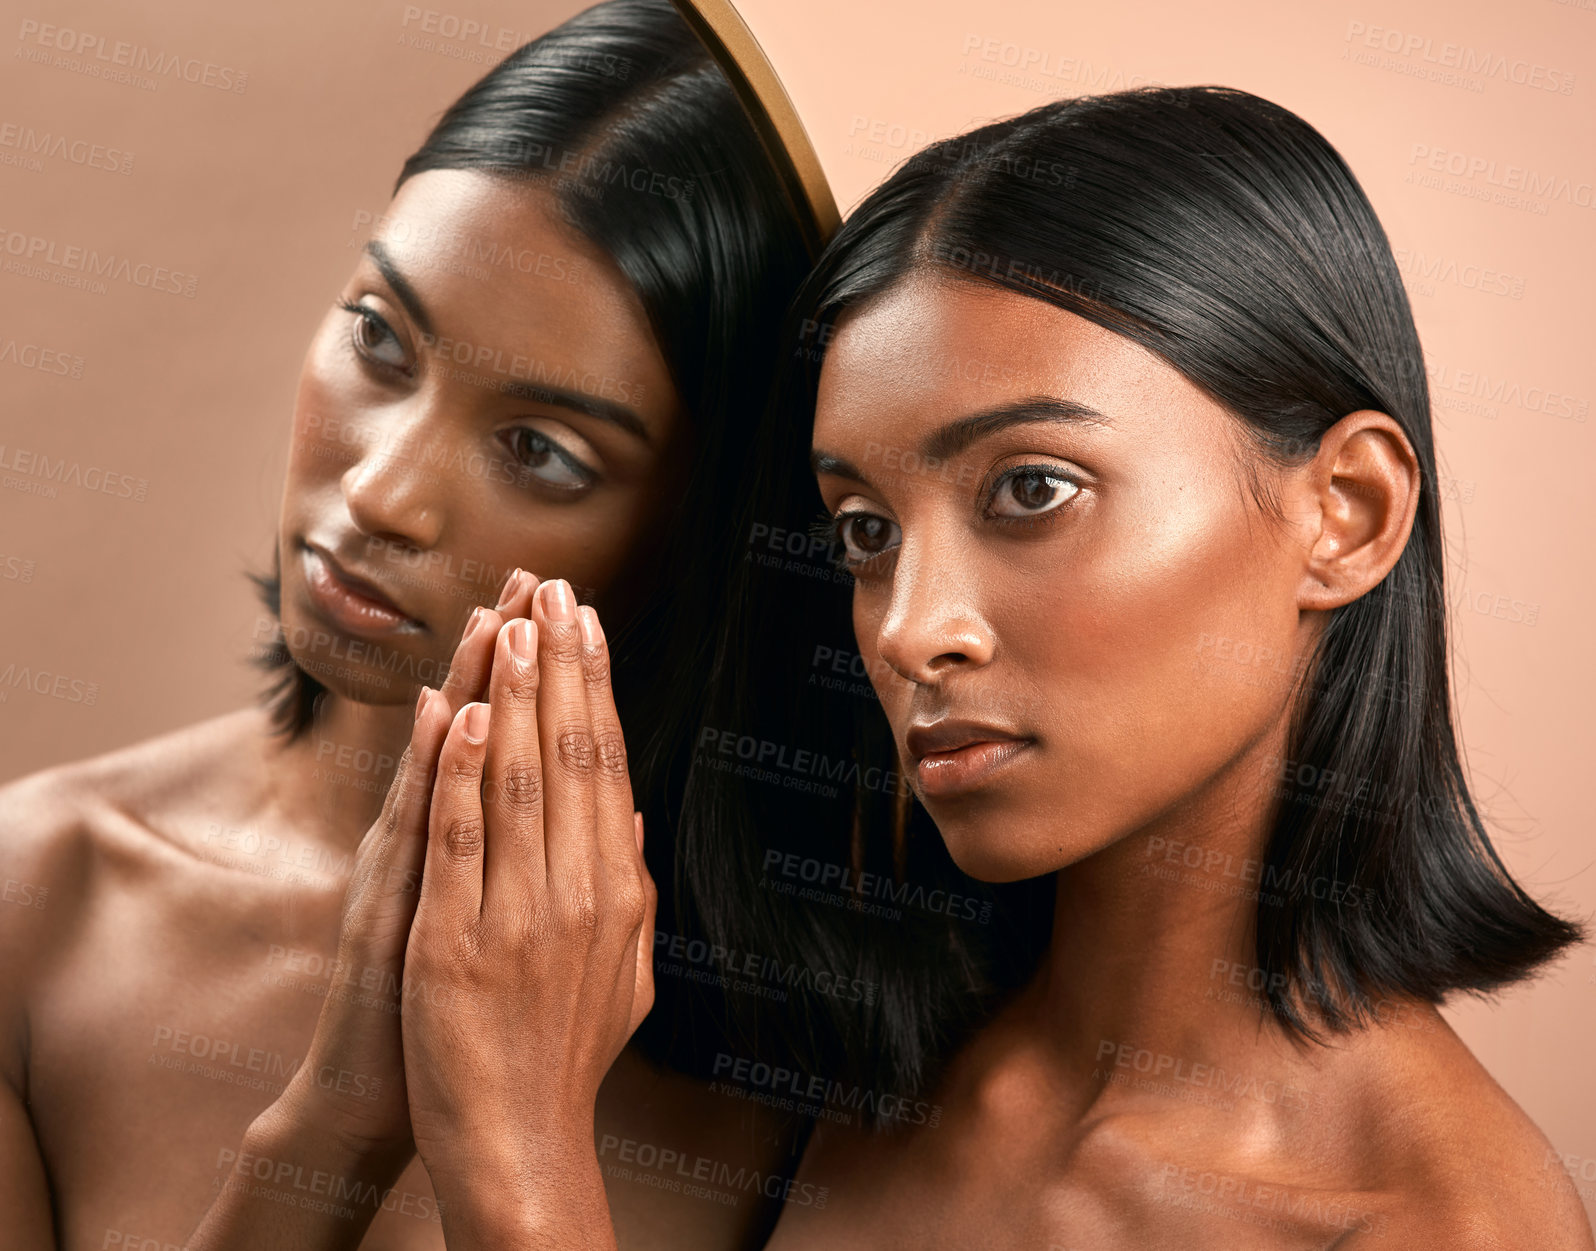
[907,723,1033,799]
[300,544,423,638]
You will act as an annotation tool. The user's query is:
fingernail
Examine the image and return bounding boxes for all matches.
[415,685,432,718]
[494,569,523,612]
[463,605,485,640]
[507,618,536,661]
[462,702,489,744]
[542,578,574,624]
[578,605,603,646]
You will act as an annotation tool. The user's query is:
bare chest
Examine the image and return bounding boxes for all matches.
[26,852,450,1250]
[765,1114,1369,1251]
[23,842,786,1251]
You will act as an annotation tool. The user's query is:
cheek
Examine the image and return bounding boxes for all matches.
[287,331,368,482]
[1009,495,1302,826]
[443,501,648,612]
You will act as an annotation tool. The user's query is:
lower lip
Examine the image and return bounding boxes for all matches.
[301,547,419,638]
[915,739,1031,799]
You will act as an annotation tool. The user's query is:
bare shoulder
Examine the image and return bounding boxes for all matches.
[1345,1009,1595,1249]
[0,707,267,863]
[0,710,267,1049]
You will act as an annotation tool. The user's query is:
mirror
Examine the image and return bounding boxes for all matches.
[0,1,841,1245]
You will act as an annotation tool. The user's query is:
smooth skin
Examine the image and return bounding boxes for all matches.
[0,170,791,1250]
[763,270,1594,1250]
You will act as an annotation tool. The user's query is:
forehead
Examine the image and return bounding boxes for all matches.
[373,168,678,419]
[813,269,1215,446]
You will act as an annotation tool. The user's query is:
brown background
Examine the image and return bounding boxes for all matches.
[3,0,1593,1226]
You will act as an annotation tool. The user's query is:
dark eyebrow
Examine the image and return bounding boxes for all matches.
[810,396,1109,484]
[364,240,649,446]
[809,450,865,480]
[921,396,1110,461]
[363,240,433,338]
[497,379,651,445]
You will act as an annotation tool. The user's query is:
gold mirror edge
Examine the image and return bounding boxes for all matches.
[670,0,842,255]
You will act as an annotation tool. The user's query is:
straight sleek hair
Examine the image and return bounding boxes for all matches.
[251,0,812,1076]
[683,85,1583,1109]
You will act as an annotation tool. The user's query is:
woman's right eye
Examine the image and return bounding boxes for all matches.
[340,300,410,373]
[835,512,901,567]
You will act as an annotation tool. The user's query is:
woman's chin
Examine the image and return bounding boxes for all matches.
[939,830,1054,885]
[936,813,1103,884]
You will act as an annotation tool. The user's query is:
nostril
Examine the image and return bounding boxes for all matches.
[878,623,993,685]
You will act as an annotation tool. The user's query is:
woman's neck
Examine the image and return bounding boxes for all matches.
[1031,720,1308,1085]
[258,690,416,850]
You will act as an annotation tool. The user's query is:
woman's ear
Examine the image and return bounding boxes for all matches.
[1294,410,1421,612]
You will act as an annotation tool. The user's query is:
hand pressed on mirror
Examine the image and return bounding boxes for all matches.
[403,581,657,1251]
[185,571,543,1251]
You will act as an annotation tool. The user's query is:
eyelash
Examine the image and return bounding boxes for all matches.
[503,426,597,492]
[815,509,888,576]
[985,462,1081,528]
[338,298,411,377]
[820,462,1083,574]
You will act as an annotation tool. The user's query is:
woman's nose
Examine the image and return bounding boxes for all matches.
[341,411,446,552]
[874,535,996,685]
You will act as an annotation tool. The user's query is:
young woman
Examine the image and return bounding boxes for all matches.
[0,2,814,1247]
[680,86,1591,1247]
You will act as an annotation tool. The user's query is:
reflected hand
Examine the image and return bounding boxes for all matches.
[264,570,543,1159]
[402,579,657,1248]
[190,570,543,1249]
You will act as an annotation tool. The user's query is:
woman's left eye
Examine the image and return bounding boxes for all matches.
[987,467,1079,519]
[504,427,594,491]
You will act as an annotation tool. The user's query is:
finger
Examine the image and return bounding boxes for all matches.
[530,579,598,891]
[432,569,537,711]
[492,566,541,619]
[628,814,657,1036]
[422,701,491,930]
[576,605,636,870]
[435,604,503,713]
[349,685,452,923]
[481,616,547,906]
[372,683,447,844]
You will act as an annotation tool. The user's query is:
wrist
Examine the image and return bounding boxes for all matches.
[415,1093,593,1181]
[246,1078,414,1197]
[427,1131,611,1250]
[187,1090,415,1251]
